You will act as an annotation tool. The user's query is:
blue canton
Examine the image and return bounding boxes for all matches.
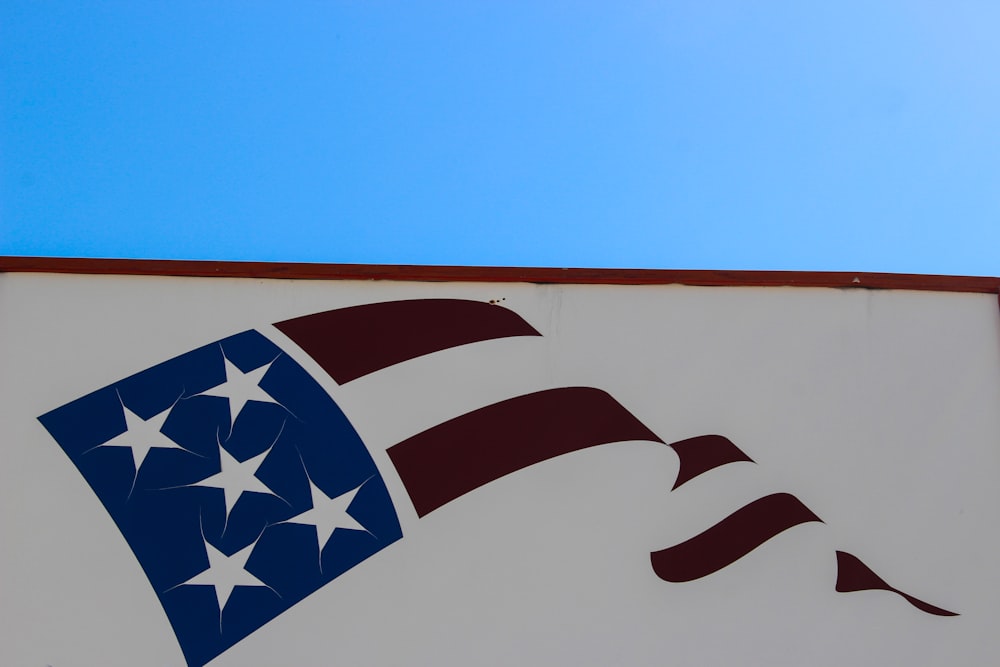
[39,330,403,666]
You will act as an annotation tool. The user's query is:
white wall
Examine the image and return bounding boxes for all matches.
[2,272,997,666]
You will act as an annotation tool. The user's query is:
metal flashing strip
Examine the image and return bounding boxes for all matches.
[1,255,999,294]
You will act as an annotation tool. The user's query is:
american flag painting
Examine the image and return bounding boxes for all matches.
[36,298,960,666]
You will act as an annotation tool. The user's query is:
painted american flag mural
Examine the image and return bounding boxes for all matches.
[35,298,960,666]
[3,269,996,666]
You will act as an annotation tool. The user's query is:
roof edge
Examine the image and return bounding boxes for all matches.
[2,256,999,294]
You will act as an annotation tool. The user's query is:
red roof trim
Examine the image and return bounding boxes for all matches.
[2,256,999,294]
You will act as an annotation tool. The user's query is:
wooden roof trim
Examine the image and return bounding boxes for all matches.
[2,256,999,294]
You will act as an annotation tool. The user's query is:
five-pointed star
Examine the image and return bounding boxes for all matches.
[98,402,188,473]
[286,480,369,553]
[180,539,271,613]
[192,443,282,517]
[199,356,280,428]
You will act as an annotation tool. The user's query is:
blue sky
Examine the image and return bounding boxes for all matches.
[3,2,999,274]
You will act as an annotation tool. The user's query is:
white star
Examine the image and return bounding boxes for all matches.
[199,355,280,428]
[179,539,272,614]
[286,480,370,555]
[94,398,189,474]
[191,438,283,520]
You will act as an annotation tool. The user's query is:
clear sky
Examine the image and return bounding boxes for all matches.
[2,2,999,275]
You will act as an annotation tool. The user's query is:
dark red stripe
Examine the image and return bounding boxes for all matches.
[387,387,663,517]
[650,493,822,583]
[835,551,958,616]
[669,435,754,490]
[274,299,541,383]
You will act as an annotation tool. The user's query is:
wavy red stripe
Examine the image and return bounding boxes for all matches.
[387,387,663,517]
[835,551,957,616]
[668,434,754,489]
[650,493,822,582]
[275,299,541,383]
